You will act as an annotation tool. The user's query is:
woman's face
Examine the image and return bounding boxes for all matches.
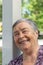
[13,21,38,53]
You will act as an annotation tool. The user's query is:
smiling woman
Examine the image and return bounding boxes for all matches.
[8,18,43,65]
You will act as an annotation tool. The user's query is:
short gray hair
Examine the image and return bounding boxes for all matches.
[13,18,38,31]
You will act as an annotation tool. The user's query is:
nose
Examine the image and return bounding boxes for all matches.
[19,32,24,38]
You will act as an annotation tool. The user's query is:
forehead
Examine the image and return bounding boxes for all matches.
[13,22,33,31]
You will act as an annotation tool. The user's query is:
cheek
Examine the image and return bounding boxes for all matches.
[13,37,20,48]
[27,32,35,38]
[28,32,37,45]
[14,36,18,44]
[27,32,36,43]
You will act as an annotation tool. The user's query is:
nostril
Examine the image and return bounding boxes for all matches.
[27,38,30,41]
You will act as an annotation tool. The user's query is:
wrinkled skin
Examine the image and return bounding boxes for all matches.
[13,22,38,54]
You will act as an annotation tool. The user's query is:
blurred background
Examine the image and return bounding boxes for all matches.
[0,0,43,65]
[0,0,2,65]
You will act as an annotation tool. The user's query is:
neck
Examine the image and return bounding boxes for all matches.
[23,44,39,63]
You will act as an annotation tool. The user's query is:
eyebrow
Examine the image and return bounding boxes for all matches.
[14,28,29,33]
[14,31,19,34]
[21,28,28,31]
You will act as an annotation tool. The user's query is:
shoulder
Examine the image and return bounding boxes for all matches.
[39,45,43,53]
[8,54,23,65]
[37,45,43,64]
[34,45,43,65]
[38,45,43,57]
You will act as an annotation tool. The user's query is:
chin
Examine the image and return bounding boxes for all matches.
[23,46,29,51]
[24,48,33,55]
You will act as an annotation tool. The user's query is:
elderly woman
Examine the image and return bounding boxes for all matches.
[8,19,43,65]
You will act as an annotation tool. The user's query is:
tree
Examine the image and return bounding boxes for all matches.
[0,4,2,21]
[22,0,43,32]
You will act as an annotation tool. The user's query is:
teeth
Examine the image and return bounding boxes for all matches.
[19,38,30,44]
[19,40,27,44]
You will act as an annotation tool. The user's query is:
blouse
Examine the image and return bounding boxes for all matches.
[8,45,43,65]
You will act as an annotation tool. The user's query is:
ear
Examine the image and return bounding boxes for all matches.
[35,30,39,39]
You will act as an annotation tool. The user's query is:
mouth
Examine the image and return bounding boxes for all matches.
[18,38,30,44]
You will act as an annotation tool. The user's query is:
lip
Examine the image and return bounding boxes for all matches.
[19,40,27,44]
[19,39,30,44]
[18,37,30,44]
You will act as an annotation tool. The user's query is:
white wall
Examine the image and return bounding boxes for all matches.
[2,0,21,65]
[12,0,21,59]
[2,0,13,65]
[12,0,21,25]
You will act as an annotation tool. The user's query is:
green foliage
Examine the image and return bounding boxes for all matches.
[0,5,2,21]
[22,0,43,32]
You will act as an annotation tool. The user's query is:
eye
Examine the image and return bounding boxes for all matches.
[22,30,29,33]
[14,32,19,37]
